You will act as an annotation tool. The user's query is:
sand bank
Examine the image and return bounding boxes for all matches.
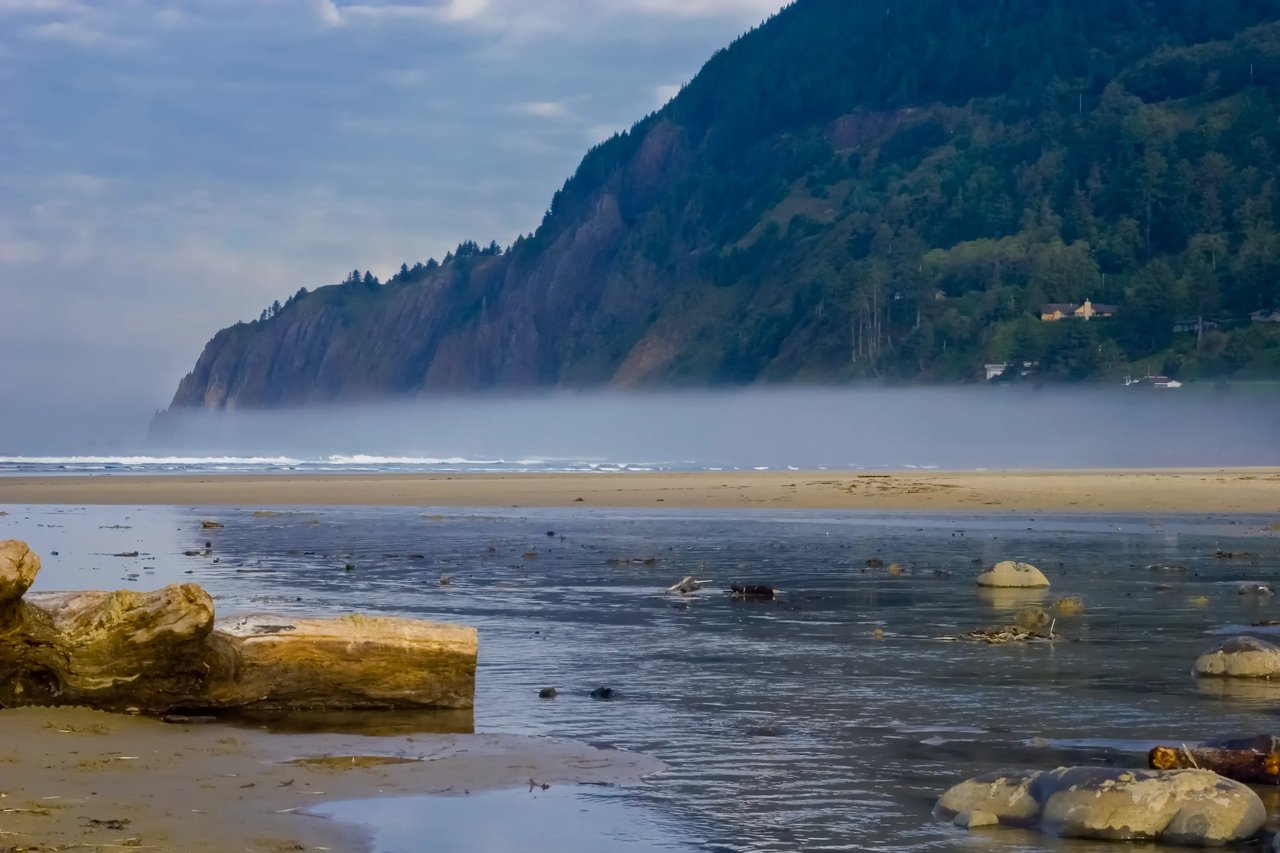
[1,468,1278,513]
[0,706,662,851]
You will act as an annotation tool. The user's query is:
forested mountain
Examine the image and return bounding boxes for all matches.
[168,0,1280,410]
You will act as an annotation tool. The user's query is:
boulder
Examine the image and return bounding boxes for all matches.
[0,539,476,714]
[1194,636,1280,678]
[936,767,1265,846]
[976,560,1050,588]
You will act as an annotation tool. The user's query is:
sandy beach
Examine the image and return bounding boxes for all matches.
[0,706,662,851]
[1,468,1278,513]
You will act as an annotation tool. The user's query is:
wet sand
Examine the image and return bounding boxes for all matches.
[2,468,1279,513]
[0,706,662,851]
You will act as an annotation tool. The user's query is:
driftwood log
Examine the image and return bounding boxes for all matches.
[0,540,476,714]
[1149,744,1280,784]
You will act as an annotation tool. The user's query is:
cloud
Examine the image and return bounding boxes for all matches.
[515,100,571,119]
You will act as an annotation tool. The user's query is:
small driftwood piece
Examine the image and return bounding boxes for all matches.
[1149,744,1280,784]
[667,576,713,594]
[0,540,476,714]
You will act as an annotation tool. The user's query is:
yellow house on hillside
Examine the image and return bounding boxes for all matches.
[1040,298,1118,321]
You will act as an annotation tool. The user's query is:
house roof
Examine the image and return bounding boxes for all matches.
[1041,303,1075,312]
[1089,303,1119,313]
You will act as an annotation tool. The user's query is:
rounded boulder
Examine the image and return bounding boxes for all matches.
[976,560,1050,589]
[1195,636,1280,679]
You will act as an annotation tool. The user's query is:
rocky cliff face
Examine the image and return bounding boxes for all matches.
[166,0,1280,410]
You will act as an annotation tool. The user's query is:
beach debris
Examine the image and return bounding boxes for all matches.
[729,583,777,601]
[942,624,1062,644]
[1189,595,1210,607]
[667,576,713,594]
[865,557,884,567]
[1195,636,1280,679]
[872,627,885,640]
[887,562,904,576]
[1238,582,1274,596]
[976,560,1050,588]
[439,574,451,586]
[1253,620,1280,627]
[574,497,584,502]
[1146,563,1188,573]
[1216,550,1258,559]
[1150,743,1280,785]
[935,766,1265,845]
[529,778,550,791]
[1053,596,1085,615]
[201,520,224,529]
[538,687,558,699]
[111,551,140,558]
[83,817,131,830]
[0,539,477,714]
[590,686,615,700]
[522,551,539,559]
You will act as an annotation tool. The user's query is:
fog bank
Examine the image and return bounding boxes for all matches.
[118,387,1280,471]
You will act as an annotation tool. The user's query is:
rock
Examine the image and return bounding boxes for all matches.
[1238,582,1274,596]
[887,563,904,576]
[590,686,615,700]
[200,521,223,529]
[1195,636,1280,678]
[936,767,1265,846]
[953,809,999,828]
[1053,596,1084,614]
[0,539,476,714]
[538,687,558,699]
[729,583,776,601]
[1015,605,1051,630]
[976,560,1050,588]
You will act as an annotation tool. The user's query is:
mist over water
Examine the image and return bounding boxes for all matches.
[4,386,1279,473]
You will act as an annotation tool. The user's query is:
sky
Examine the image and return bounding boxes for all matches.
[0,0,787,448]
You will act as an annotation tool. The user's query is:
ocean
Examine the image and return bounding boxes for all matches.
[5,503,1279,852]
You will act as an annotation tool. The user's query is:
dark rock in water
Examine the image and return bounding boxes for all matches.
[590,686,615,700]
[746,724,788,737]
[545,531,556,537]
[183,550,201,557]
[112,551,140,558]
[539,687,558,699]
[730,583,777,601]
[865,557,884,567]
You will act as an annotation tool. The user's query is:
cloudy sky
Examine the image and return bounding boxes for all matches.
[0,0,786,450]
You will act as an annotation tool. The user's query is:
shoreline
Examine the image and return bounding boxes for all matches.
[1,467,1278,513]
[0,706,663,852]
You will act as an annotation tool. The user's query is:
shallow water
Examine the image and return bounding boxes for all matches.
[4,504,1280,851]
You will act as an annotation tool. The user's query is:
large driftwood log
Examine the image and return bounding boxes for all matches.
[1149,744,1280,784]
[0,540,476,714]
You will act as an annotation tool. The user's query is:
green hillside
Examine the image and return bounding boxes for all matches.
[168,0,1280,410]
